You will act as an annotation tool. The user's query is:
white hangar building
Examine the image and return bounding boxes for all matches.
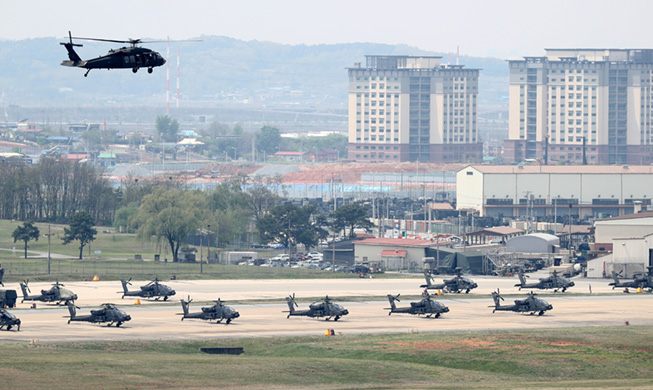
[586,211,653,278]
[456,165,653,219]
[506,233,560,254]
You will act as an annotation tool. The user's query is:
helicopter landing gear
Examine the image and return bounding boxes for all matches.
[148,67,153,74]
[132,68,138,73]
[84,69,91,77]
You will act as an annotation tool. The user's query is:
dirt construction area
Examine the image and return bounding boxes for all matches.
[1,276,651,343]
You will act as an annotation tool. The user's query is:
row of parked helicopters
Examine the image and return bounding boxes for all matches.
[2,266,652,331]
[419,267,577,294]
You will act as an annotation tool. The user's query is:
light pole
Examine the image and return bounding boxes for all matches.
[47,224,51,274]
[199,227,203,274]
[207,224,211,267]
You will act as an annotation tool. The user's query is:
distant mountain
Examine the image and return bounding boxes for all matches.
[0,36,508,111]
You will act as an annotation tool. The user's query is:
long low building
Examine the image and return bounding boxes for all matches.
[457,165,653,219]
[353,238,434,271]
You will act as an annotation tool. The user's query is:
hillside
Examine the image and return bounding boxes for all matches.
[0,36,508,111]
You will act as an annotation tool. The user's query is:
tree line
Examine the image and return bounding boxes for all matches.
[2,158,373,262]
[0,157,117,225]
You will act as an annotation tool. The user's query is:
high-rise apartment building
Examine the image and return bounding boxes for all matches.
[505,49,653,165]
[347,55,482,162]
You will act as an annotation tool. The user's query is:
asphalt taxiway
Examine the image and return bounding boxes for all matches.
[0,276,651,343]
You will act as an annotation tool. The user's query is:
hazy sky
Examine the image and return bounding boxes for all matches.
[1,0,651,59]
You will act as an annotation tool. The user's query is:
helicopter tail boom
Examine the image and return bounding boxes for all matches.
[60,32,84,64]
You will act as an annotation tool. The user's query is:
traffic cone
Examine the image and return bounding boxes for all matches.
[437,289,442,296]
[92,275,99,281]
[636,287,643,293]
[134,298,141,305]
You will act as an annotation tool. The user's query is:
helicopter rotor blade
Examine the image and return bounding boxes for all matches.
[138,39,203,44]
[69,36,202,45]
[70,36,136,44]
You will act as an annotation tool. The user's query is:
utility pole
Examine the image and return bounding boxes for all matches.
[331,228,336,272]
[47,224,51,274]
[199,228,203,274]
[207,224,211,268]
[568,204,573,260]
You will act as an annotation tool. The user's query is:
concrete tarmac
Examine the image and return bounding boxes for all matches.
[1,276,651,343]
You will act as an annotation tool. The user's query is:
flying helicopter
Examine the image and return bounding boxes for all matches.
[490,290,553,316]
[385,293,449,318]
[66,302,131,327]
[60,31,199,77]
[285,294,349,321]
[420,267,478,294]
[120,277,176,301]
[178,296,240,324]
[0,308,21,331]
[609,268,653,292]
[514,269,575,292]
[19,280,78,305]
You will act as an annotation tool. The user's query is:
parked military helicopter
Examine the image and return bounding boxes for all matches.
[66,303,131,327]
[20,280,78,305]
[179,296,240,324]
[120,277,176,301]
[514,269,575,292]
[60,31,200,77]
[0,308,20,331]
[490,290,553,316]
[285,294,349,321]
[420,267,478,293]
[385,293,449,318]
[609,268,653,292]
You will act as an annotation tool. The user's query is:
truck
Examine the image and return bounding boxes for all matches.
[0,289,18,308]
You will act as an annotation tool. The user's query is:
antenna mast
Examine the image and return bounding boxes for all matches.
[176,45,180,108]
[166,36,170,115]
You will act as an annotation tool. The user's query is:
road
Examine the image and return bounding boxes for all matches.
[0,275,651,343]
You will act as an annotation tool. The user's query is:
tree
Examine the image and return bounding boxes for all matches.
[256,125,281,155]
[156,115,179,142]
[113,202,140,233]
[134,187,207,262]
[62,212,97,259]
[331,204,373,238]
[257,204,326,252]
[245,184,280,223]
[12,221,40,259]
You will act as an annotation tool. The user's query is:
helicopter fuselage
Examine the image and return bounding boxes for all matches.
[62,46,165,71]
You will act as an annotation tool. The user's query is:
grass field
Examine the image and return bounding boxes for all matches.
[0,219,403,282]
[1,326,651,389]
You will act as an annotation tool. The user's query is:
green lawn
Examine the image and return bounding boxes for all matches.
[0,219,406,282]
[1,326,651,389]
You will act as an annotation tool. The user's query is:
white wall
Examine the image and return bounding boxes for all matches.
[456,166,485,214]
[595,217,653,244]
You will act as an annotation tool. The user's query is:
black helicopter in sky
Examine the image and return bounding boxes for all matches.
[60,31,198,77]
